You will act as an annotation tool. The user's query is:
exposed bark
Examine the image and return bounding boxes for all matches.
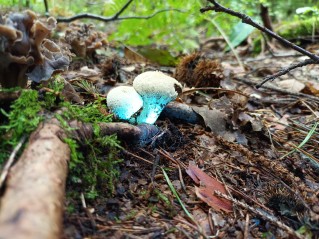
[0,121,70,239]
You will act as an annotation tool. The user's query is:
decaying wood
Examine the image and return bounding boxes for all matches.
[69,120,160,145]
[0,90,21,102]
[0,121,70,239]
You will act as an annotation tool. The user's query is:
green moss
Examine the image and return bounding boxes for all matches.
[277,17,318,39]
[0,90,43,163]
[57,98,122,198]
[0,78,122,199]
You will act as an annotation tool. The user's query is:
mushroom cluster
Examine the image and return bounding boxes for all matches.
[0,10,70,88]
[64,23,107,59]
[107,71,182,125]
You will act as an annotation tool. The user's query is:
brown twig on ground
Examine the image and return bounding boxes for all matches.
[0,120,70,239]
[256,58,314,88]
[233,76,319,103]
[200,0,319,88]
[214,191,304,239]
[0,90,21,102]
[0,135,26,189]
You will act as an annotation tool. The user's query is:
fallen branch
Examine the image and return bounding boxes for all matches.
[215,191,304,239]
[0,90,21,102]
[234,76,319,103]
[0,135,26,188]
[201,0,319,88]
[57,6,184,23]
[69,120,160,146]
[0,121,70,239]
[256,58,314,88]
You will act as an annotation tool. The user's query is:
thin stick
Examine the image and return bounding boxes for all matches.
[0,135,26,189]
[123,150,153,165]
[234,77,319,103]
[57,8,184,23]
[243,214,249,239]
[200,0,319,88]
[256,58,314,88]
[182,87,249,98]
[201,1,319,62]
[215,191,304,239]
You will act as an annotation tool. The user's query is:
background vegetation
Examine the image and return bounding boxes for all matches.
[2,0,319,53]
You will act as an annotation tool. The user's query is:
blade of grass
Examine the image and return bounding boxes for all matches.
[280,121,318,159]
[204,16,245,71]
[162,168,194,220]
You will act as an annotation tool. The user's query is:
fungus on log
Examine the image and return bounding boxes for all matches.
[0,10,69,88]
[0,121,70,239]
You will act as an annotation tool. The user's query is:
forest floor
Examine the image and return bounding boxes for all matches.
[1,17,319,239]
[57,24,319,239]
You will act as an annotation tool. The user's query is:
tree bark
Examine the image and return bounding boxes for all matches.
[0,121,70,239]
[260,4,273,33]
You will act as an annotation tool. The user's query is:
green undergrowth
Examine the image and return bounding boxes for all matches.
[0,78,122,199]
[0,89,43,163]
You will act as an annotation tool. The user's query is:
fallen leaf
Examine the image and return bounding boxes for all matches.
[186,164,233,213]
[192,106,227,135]
[276,79,305,93]
[302,81,319,96]
[137,46,178,66]
[192,207,213,236]
[124,46,148,63]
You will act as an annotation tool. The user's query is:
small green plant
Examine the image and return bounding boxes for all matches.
[57,97,122,198]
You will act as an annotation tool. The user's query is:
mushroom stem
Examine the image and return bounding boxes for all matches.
[136,100,165,125]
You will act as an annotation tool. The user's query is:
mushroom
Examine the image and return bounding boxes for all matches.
[106,86,143,122]
[0,10,69,88]
[133,71,182,124]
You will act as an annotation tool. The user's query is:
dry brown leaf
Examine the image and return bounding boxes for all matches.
[124,46,148,63]
[186,164,233,213]
[191,106,227,135]
[302,81,319,96]
[276,79,305,93]
[192,207,213,236]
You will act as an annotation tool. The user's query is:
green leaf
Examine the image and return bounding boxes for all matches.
[225,21,255,51]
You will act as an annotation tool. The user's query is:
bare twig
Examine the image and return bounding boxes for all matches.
[200,0,319,88]
[0,135,26,189]
[201,0,319,62]
[0,90,21,102]
[234,76,319,103]
[243,214,249,239]
[256,58,314,88]
[215,191,304,239]
[57,6,184,23]
[113,0,134,19]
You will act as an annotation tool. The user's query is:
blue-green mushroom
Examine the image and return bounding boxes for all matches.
[133,71,182,124]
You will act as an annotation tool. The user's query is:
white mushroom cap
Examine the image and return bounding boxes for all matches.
[133,71,182,124]
[106,86,143,121]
